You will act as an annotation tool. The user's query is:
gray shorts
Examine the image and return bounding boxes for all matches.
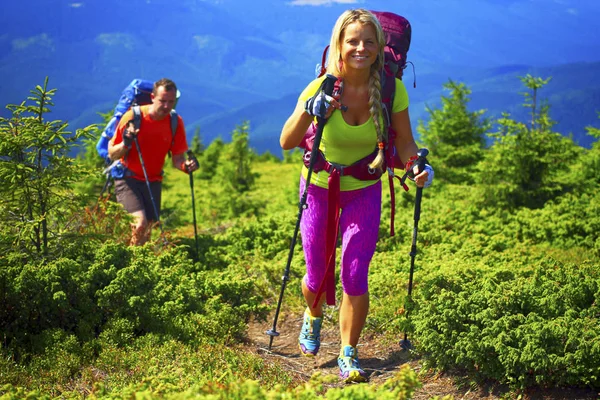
[114,178,162,221]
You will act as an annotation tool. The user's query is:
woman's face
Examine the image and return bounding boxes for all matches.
[340,21,379,72]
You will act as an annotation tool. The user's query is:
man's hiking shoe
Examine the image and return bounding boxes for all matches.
[338,345,368,383]
[298,309,322,357]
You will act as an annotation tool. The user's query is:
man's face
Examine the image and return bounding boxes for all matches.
[151,86,177,118]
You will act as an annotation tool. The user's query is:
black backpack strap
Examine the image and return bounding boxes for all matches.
[380,73,401,237]
[123,106,143,167]
[132,105,142,130]
[380,72,396,129]
[133,106,177,146]
[169,109,178,150]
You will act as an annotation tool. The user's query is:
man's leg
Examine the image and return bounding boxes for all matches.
[129,210,149,245]
[115,179,150,246]
[139,180,162,244]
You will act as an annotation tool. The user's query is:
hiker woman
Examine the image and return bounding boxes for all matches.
[279,9,433,383]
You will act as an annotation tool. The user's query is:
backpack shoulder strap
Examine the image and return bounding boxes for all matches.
[169,110,178,149]
[381,72,396,127]
[132,106,177,143]
[132,105,142,130]
[380,74,406,237]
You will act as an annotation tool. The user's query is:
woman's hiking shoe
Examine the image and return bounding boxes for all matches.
[338,345,368,383]
[298,309,322,357]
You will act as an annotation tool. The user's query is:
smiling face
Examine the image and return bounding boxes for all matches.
[340,21,379,73]
[150,85,177,120]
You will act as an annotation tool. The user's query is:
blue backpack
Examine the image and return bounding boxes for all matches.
[96,79,178,180]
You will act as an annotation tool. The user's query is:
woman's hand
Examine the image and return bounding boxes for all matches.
[412,164,434,188]
[304,92,342,119]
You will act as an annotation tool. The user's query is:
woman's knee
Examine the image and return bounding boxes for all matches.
[340,263,369,296]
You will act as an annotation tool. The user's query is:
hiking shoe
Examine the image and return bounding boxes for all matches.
[298,309,322,357]
[338,345,368,383]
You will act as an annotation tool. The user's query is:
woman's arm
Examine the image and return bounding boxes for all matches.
[280,100,314,150]
[392,108,419,163]
[392,108,431,187]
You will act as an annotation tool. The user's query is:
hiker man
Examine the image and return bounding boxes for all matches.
[108,78,198,246]
[279,9,433,383]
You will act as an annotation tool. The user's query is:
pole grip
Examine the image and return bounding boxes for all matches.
[307,74,339,175]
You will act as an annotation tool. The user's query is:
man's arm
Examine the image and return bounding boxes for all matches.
[108,141,129,161]
[108,121,137,161]
[172,151,199,173]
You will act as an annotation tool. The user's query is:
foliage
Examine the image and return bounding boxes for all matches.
[0,240,268,361]
[0,78,97,260]
[197,136,224,179]
[576,112,600,187]
[2,74,600,397]
[75,108,114,200]
[215,120,257,194]
[476,75,580,209]
[204,121,263,219]
[411,260,600,389]
[0,355,425,399]
[190,126,205,156]
[0,338,297,398]
[283,148,304,164]
[255,150,281,163]
[520,74,552,131]
[418,80,490,183]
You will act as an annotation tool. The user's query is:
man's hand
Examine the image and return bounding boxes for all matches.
[122,121,138,149]
[183,159,199,173]
[181,150,199,173]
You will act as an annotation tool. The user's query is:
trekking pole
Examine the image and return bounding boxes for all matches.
[98,159,122,199]
[399,148,429,351]
[132,136,167,244]
[266,74,339,350]
[186,150,200,257]
[99,174,112,198]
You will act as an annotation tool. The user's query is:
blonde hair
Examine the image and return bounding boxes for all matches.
[326,9,387,171]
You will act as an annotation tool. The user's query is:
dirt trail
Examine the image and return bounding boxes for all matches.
[245,311,488,399]
[244,312,599,400]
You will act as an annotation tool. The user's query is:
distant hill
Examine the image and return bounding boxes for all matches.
[1,0,599,154]
[193,61,600,154]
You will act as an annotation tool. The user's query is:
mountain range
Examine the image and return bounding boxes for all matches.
[1,0,600,155]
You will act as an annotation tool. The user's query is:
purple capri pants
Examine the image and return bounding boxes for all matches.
[299,176,381,297]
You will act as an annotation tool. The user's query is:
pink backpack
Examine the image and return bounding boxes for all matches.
[302,11,415,307]
[299,10,415,236]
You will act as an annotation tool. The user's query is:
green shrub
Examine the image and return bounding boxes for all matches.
[1,240,268,359]
[411,260,600,388]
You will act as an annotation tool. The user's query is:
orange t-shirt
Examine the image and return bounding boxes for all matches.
[110,105,188,181]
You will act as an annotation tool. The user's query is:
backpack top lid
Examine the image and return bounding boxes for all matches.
[115,79,181,117]
[370,11,412,79]
[114,79,155,117]
[315,11,412,81]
